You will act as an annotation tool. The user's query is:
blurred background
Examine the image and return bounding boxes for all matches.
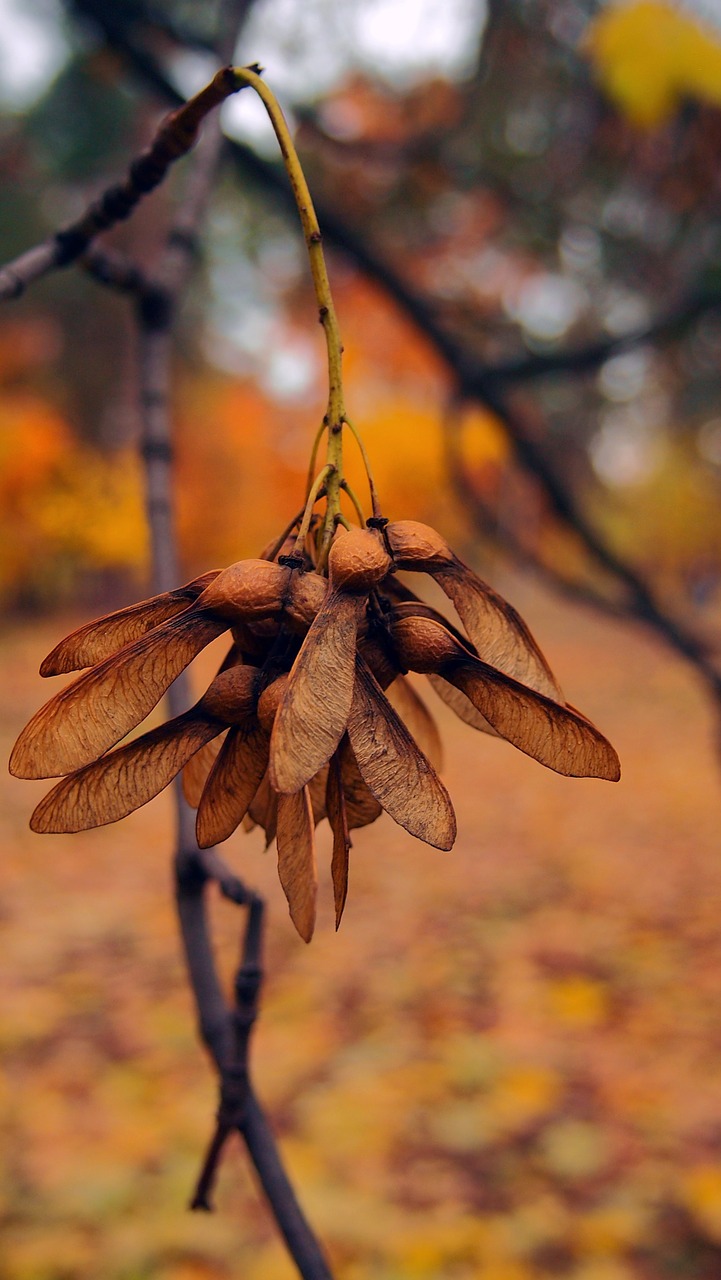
[3,1,721,1277]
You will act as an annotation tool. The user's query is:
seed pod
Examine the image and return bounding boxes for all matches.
[386,520,453,570]
[276,788,317,942]
[390,613,467,673]
[357,635,400,690]
[387,521,562,700]
[198,559,290,621]
[199,665,259,723]
[286,571,327,630]
[39,571,221,677]
[392,614,620,781]
[10,611,227,780]
[257,675,289,734]
[347,656,456,851]
[270,585,364,794]
[30,705,226,834]
[328,527,392,593]
[196,718,270,848]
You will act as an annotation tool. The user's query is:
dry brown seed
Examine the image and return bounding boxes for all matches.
[386,520,453,569]
[385,676,443,770]
[286,571,327,630]
[10,612,227,780]
[183,734,225,807]
[270,589,364,794]
[196,719,270,847]
[307,763,329,826]
[327,753,351,928]
[30,711,221,834]
[328,527,392,593]
[230,623,269,660]
[426,673,500,736]
[452,662,621,780]
[276,788,317,942]
[337,736,383,829]
[356,635,400,691]
[392,613,619,779]
[257,675,289,734]
[39,571,221,677]
[436,563,562,700]
[248,772,278,846]
[386,599,478,653]
[390,613,464,672]
[387,520,562,700]
[347,657,456,851]
[199,665,259,723]
[197,559,290,621]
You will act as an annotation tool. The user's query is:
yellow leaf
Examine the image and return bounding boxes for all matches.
[680,1164,721,1241]
[587,1,721,127]
[546,975,610,1028]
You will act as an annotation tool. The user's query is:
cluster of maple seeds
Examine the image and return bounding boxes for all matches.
[10,519,619,940]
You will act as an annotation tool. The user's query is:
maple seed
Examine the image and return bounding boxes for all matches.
[11,508,621,939]
[29,667,258,834]
[270,589,364,794]
[327,526,392,592]
[387,519,562,699]
[10,612,227,779]
[196,719,270,848]
[391,614,620,781]
[348,658,457,850]
[276,788,317,942]
[39,571,221,676]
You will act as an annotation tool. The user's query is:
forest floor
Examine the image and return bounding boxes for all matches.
[2,577,721,1280]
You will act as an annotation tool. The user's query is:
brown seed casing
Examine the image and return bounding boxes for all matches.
[386,520,453,569]
[391,614,619,781]
[257,675,289,734]
[347,657,456,851]
[387,521,562,700]
[328,527,392,593]
[270,588,364,794]
[199,665,259,724]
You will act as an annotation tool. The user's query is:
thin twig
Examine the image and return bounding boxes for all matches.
[0,66,251,302]
[122,11,335,1277]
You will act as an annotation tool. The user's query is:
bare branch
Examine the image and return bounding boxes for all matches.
[0,65,251,302]
[113,9,336,1275]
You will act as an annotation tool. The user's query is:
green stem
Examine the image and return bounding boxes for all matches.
[305,421,328,499]
[232,66,346,553]
[343,416,383,518]
[340,479,366,527]
[294,464,332,556]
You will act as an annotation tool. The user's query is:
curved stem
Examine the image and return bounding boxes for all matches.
[231,67,346,548]
[294,464,332,555]
[264,506,304,562]
[340,479,365,527]
[305,421,328,499]
[342,416,382,518]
